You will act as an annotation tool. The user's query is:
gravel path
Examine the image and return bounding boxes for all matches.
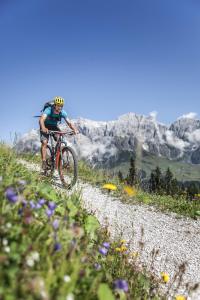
[19,159,200,299]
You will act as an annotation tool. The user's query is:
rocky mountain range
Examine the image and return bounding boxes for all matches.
[14,112,200,168]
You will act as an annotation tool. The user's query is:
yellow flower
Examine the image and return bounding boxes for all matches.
[130,251,139,257]
[120,239,126,244]
[124,186,137,196]
[175,296,186,300]
[161,272,170,283]
[115,247,122,252]
[120,246,128,252]
[102,183,117,191]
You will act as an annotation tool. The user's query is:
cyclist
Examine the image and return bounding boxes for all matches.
[39,96,78,171]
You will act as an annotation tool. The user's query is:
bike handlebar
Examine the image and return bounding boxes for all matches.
[43,130,76,136]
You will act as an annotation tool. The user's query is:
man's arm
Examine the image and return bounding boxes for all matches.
[64,118,79,134]
[39,115,48,133]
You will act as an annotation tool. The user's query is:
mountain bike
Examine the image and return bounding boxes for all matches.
[44,130,78,189]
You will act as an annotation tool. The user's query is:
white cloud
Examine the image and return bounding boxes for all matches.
[186,129,200,143]
[177,112,198,120]
[165,130,189,150]
[149,111,158,120]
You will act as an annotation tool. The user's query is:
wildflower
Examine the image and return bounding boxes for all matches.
[52,219,60,230]
[48,201,56,211]
[66,293,74,300]
[38,198,46,205]
[161,272,170,283]
[102,242,110,249]
[54,242,62,252]
[18,208,23,216]
[46,209,54,218]
[4,246,10,253]
[115,247,122,252]
[124,185,137,196]
[2,239,8,246]
[120,239,126,244]
[6,223,12,228]
[114,279,129,292]
[120,245,128,252]
[98,247,108,256]
[64,275,71,283]
[18,179,27,185]
[175,296,186,300]
[94,263,102,270]
[130,251,139,258]
[26,257,34,267]
[35,203,42,209]
[22,199,27,207]
[31,251,40,262]
[5,187,18,203]
[29,201,36,209]
[102,183,117,191]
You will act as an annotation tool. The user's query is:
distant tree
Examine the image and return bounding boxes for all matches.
[149,171,156,193]
[163,167,174,195]
[187,182,199,200]
[170,178,179,196]
[126,157,137,186]
[118,170,124,182]
[149,166,163,194]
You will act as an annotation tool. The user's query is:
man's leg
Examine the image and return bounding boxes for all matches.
[40,128,49,170]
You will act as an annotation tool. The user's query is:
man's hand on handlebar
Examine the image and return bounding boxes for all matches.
[42,127,49,134]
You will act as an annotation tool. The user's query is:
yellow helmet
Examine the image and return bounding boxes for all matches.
[54,96,64,106]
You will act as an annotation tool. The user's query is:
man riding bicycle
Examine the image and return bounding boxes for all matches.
[39,96,78,171]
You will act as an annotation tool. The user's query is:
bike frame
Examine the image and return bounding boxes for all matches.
[48,131,69,170]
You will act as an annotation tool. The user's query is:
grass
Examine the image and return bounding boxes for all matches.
[1,144,172,300]
[19,151,200,219]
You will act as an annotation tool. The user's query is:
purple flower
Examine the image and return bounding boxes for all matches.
[114,279,129,292]
[102,242,110,249]
[18,208,23,216]
[18,180,27,185]
[98,247,108,256]
[94,263,102,270]
[35,203,42,209]
[5,188,18,203]
[52,219,59,230]
[38,198,46,205]
[22,199,27,207]
[54,242,62,252]
[48,201,56,211]
[46,209,54,218]
[29,201,36,209]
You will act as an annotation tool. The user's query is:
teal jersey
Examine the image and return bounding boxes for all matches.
[43,106,68,126]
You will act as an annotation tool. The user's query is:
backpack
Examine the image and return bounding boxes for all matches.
[41,101,62,122]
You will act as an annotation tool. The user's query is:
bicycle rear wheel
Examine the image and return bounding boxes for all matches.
[58,146,78,189]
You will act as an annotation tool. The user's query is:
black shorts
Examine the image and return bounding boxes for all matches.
[40,125,60,143]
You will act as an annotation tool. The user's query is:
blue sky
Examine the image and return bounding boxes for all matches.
[0,0,200,143]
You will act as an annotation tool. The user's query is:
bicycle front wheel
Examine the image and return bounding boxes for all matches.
[58,146,78,189]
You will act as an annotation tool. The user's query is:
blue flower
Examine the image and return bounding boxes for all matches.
[52,219,59,230]
[48,201,56,211]
[29,201,36,209]
[38,198,46,205]
[22,199,27,207]
[35,203,42,209]
[5,188,18,203]
[98,247,108,256]
[54,242,62,252]
[114,279,129,292]
[94,263,102,270]
[46,209,54,218]
[102,242,110,249]
[18,208,23,216]
[18,180,27,186]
